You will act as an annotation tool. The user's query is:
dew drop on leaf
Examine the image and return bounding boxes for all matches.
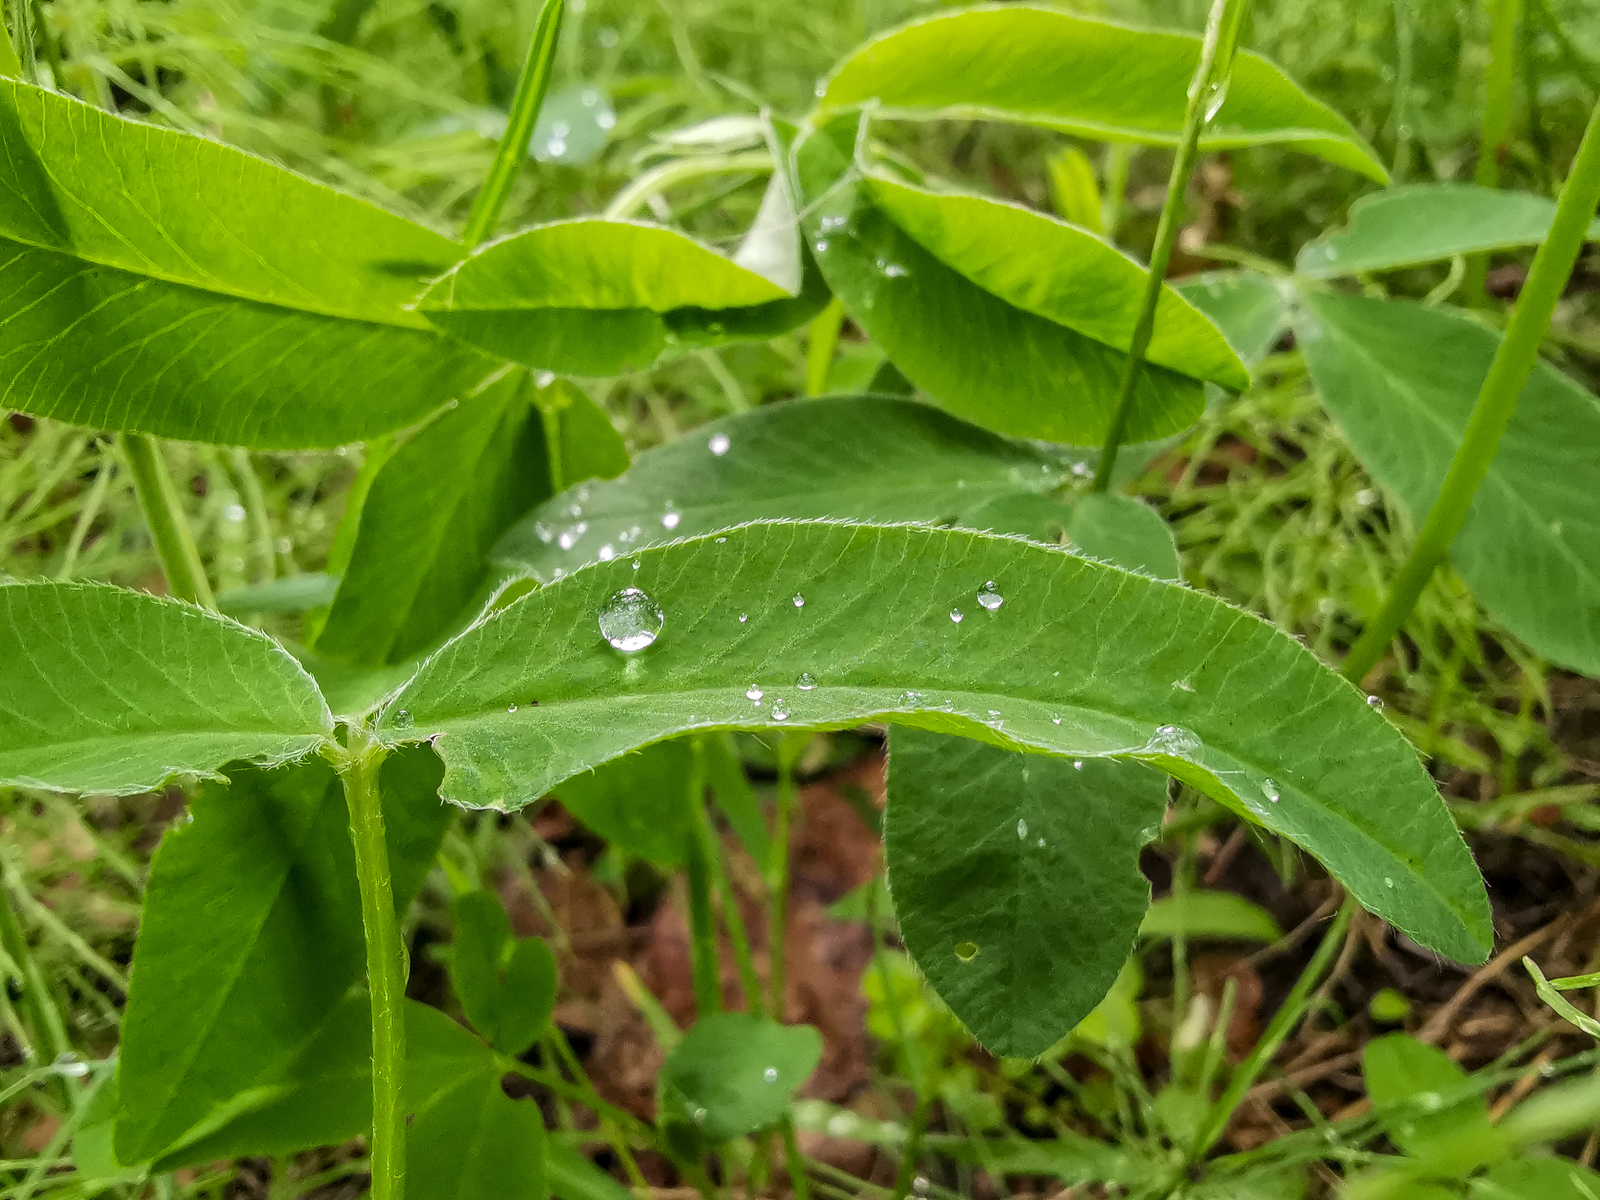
[796,672,817,690]
[949,608,964,623]
[598,587,663,652]
[507,704,517,714]
[746,685,764,702]
[763,1066,779,1083]
[738,613,749,623]
[771,697,790,721]
[709,432,730,456]
[1149,724,1202,759]
[954,941,979,963]
[1366,694,1385,711]
[393,710,414,730]
[1262,778,1281,804]
[977,580,1003,610]
[557,522,587,550]
[661,511,681,530]
[1016,818,1028,839]
[1172,678,1196,693]
[1073,760,1084,770]
[793,594,805,608]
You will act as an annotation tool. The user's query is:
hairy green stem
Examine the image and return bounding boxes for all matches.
[1092,0,1250,491]
[1341,95,1600,684]
[767,735,805,1018]
[461,0,565,248]
[122,433,215,608]
[603,150,773,223]
[1465,0,1523,300]
[328,731,405,1200]
[683,747,722,1017]
[0,857,74,1108]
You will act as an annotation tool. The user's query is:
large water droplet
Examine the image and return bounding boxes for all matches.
[1366,694,1385,711]
[949,608,964,623]
[792,594,805,608]
[1262,778,1281,804]
[1149,724,1202,758]
[598,587,663,652]
[796,672,817,690]
[393,709,414,730]
[709,432,730,456]
[954,941,979,963]
[746,684,764,703]
[977,580,1003,610]
[771,697,791,721]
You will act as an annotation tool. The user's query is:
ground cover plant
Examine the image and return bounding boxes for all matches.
[1,0,1599,1197]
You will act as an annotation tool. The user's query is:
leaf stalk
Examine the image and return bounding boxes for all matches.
[121,433,216,609]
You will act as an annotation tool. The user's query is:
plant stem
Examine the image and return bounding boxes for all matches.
[767,734,805,1019]
[460,0,565,248]
[783,1118,811,1200]
[328,730,405,1200]
[1091,0,1250,491]
[122,433,215,608]
[1340,95,1600,684]
[0,857,74,1108]
[683,745,722,1018]
[805,299,846,397]
[1465,0,1523,300]
[602,150,773,223]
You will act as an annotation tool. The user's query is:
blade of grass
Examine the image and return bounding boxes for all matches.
[121,434,215,608]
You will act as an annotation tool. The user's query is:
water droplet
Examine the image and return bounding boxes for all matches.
[763,1066,779,1083]
[1262,778,1281,804]
[912,1177,930,1197]
[792,594,805,608]
[1355,487,1377,507]
[598,587,664,652]
[632,559,641,571]
[899,690,923,706]
[52,1052,88,1079]
[820,214,847,232]
[1172,678,1196,693]
[1073,760,1084,770]
[1036,836,1046,848]
[393,709,414,730]
[557,522,588,550]
[1050,714,1062,725]
[814,79,827,98]
[692,1106,708,1125]
[1384,877,1395,889]
[746,685,764,702]
[661,511,681,530]
[796,672,817,690]
[546,136,568,157]
[954,941,979,963]
[1149,724,1202,759]
[224,503,246,523]
[771,697,790,721]
[738,613,749,623]
[1203,78,1230,121]
[1071,460,1093,478]
[1016,818,1028,839]
[987,709,1001,718]
[1366,694,1385,711]
[813,238,830,253]
[949,608,964,623]
[977,580,1003,610]
[507,704,518,714]
[715,536,727,544]
[709,432,731,456]
[598,544,615,561]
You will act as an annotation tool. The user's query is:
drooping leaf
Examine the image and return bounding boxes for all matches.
[493,396,1066,580]
[553,740,698,866]
[886,731,1164,1056]
[451,892,558,1056]
[1297,183,1600,278]
[115,750,453,1164]
[1362,1034,1508,1173]
[379,520,1491,963]
[1139,891,1284,943]
[705,733,772,867]
[0,582,332,795]
[418,219,793,375]
[792,120,1203,445]
[1174,271,1292,368]
[0,80,491,448]
[657,1013,822,1141]
[1296,292,1600,677]
[816,5,1388,182]
[409,1070,549,1200]
[866,174,1249,390]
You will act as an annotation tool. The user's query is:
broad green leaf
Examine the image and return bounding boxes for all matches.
[493,396,1066,580]
[554,740,698,866]
[657,1013,822,1141]
[379,520,1491,963]
[72,1070,143,1186]
[867,174,1249,390]
[418,219,793,375]
[1298,184,1600,278]
[1362,1034,1507,1173]
[115,750,453,1164]
[315,373,552,666]
[539,379,632,489]
[0,582,331,795]
[817,5,1388,182]
[886,730,1164,1056]
[1139,891,1284,943]
[1297,292,1600,677]
[452,892,558,1056]
[1470,1159,1600,1200]
[793,120,1203,445]
[0,80,491,448]
[409,1070,548,1200]
[1175,271,1292,368]
[549,1139,637,1200]
[1063,493,1181,580]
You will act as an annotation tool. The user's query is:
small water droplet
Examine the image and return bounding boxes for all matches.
[763,1066,779,1083]
[557,522,588,550]
[912,1178,929,1197]
[1384,877,1395,889]
[987,709,1001,718]
[632,559,641,571]
[1073,760,1084,770]
[692,1106,708,1125]
[796,672,817,690]
[771,697,790,721]
[715,536,727,543]
[1016,818,1028,839]
[746,685,764,702]
[977,580,1003,610]
[1366,694,1385,711]
[813,238,830,253]
[598,111,616,130]
[792,594,805,608]
[224,503,246,523]
[598,587,664,652]
[1172,678,1196,693]
[709,432,731,455]
[598,544,615,561]
[661,511,681,530]
[1149,724,1202,759]
[1050,714,1062,725]
[1262,778,1281,804]
[1036,836,1046,848]
[52,1052,89,1079]
[738,613,749,623]
[507,704,518,714]
[949,608,964,623]
[954,941,979,963]
[567,503,583,517]
[1355,487,1377,507]
[1203,78,1230,121]
[393,709,414,730]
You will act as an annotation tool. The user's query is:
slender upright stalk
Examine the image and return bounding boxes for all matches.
[122,434,215,608]
[1341,96,1600,684]
[682,747,722,1018]
[805,299,846,397]
[766,735,805,1019]
[1464,0,1524,300]
[327,731,405,1200]
[0,856,74,1109]
[460,0,565,248]
[1092,0,1250,491]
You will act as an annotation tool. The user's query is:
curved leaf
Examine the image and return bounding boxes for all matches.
[658,1013,822,1140]
[817,5,1388,182]
[380,520,1490,963]
[451,893,557,1057]
[887,730,1164,1056]
[793,121,1203,444]
[409,1073,548,1200]
[867,174,1249,390]
[0,582,332,794]
[1297,184,1600,278]
[1063,493,1181,580]
[1297,292,1600,676]
[494,395,1065,579]
[0,81,490,448]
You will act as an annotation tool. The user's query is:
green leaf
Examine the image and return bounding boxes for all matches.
[115,750,453,1164]
[1470,1159,1600,1200]
[866,173,1249,390]
[452,892,558,1056]
[418,219,792,375]
[886,730,1164,1056]
[1174,271,1292,368]
[817,5,1388,182]
[1139,891,1284,943]
[0,80,491,448]
[380,520,1491,964]
[0,582,332,795]
[1046,146,1104,232]
[409,1071,548,1200]
[314,372,552,666]
[548,1139,638,1200]
[553,740,697,866]
[657,1013,822,1140]
[1296,292,1600,677]
[793,121,1203,445]
[540,379,632,489]
[493,395,1066,580]
[216,574,340,618]
[1297,184,1600,278]
[1524,957,1600,1040]
[1063,493,1181,580]
[1362,1034,1508,1173]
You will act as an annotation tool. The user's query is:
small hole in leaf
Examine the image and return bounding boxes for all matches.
[954,941,979,963]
